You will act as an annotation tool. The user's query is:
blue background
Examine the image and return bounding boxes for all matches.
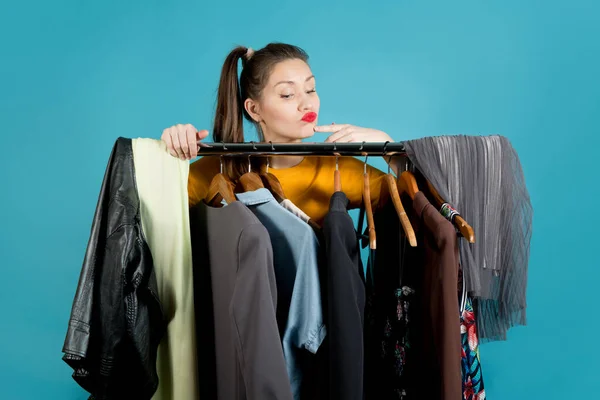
[1,1,598,398]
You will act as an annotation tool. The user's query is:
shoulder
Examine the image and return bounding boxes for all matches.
[190,156,220,177]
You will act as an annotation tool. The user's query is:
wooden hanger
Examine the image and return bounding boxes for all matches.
[261,152,322,230]
[384,148,417,247]
[426,180,475,243]
[362,153,376,249]
[334,154,342,192]
[238,153,264,192]
[397,159,419,200]
[205,155,236,206]
[260,156,286,203]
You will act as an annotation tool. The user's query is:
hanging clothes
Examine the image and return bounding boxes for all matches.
[62,137,165,400]
[364,191,462,400]
[235,188,326,400]
[412,191,462,400]
[131,138,199,400]
[364,200,420,400]
[189,200,293,400]
[65,137,510,400]
[321,191,366,400]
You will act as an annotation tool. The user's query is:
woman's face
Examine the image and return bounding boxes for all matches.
[245,58,320,143]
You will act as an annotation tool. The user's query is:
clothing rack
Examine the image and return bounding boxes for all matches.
[197,141,406,156]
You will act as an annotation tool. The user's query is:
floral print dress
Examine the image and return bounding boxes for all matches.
[459,269,486,400]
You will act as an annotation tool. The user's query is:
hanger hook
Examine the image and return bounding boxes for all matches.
[332,141,339,170]
[219,140,227,174]
[382,141,392,174]
[267,141,275,174]
[359,141,365,151]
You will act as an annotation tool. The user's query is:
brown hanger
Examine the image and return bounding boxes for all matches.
[334,153,342,192]
[261,152,322,231]
[260,154,286,203]
[204,155,236,206]
[383,148,417,247]
[426,180,475,243]
[362,153,376,249]
[397,160,419,200]
[238,153,264,192]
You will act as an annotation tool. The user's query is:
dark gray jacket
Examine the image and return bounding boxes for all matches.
[190,200,293,400]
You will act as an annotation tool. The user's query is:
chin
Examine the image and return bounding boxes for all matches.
[299,126,316,139]
[268,126,316,142]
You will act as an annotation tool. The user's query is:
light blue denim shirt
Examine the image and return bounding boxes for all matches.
[236,188,326,399]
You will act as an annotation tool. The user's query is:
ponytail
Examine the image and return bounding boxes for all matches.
[213,46,248,178]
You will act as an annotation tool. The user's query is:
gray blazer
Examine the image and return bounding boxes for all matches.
[190,200,293,400]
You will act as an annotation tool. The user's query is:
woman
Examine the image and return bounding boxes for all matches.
[161,42,400,223]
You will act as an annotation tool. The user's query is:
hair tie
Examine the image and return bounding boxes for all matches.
[245,47,254,60]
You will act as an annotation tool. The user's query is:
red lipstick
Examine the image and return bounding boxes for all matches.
[301,112,317,123]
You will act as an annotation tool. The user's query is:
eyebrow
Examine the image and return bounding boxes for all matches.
[274,75,315,87]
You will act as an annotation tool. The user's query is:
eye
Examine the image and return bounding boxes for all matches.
[307,89,316,94]
[280,94,294,99]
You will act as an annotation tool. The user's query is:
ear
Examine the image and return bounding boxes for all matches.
[244,98,262,123]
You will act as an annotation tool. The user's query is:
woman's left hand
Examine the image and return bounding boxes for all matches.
[313,123,393,143]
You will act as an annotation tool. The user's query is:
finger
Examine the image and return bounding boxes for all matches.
[313,123,349,133]
[314,123,347,133]
[163,131,178,158]
[178,129,191,159]
[169,129,185,159]
[185,125,198,158]
[331,133,354,142]
[325,127,353,142]
[196,129,209,141]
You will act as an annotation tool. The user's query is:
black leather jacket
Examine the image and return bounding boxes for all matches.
[62,137,165,399]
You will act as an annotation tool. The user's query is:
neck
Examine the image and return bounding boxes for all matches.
[269,155,305,169]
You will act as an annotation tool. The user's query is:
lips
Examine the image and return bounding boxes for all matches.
[301,112,317,123]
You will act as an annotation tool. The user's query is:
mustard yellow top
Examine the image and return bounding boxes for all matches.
[188,156,389,223]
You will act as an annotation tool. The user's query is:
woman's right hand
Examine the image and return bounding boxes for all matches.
[161,123,209,160]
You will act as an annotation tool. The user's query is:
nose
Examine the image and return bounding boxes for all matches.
[299,93,314,111]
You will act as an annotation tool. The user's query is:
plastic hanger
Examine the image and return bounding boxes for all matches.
[362,151,376,249]
[426,180,476,243]
[383,143,417,247]
[205,155,236,206]
[238,146,264,192]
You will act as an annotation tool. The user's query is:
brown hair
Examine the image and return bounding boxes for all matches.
[213,42,309,178]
